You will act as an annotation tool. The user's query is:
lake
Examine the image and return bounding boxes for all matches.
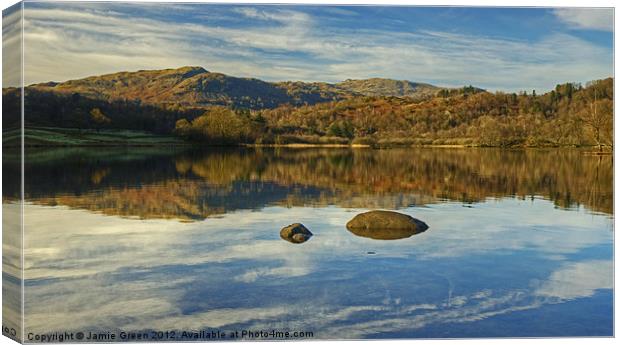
[2,147,613,340]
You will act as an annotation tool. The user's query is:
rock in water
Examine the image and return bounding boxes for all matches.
[280,223,313,244]
[346,210,428,240]
[291,233,311,243]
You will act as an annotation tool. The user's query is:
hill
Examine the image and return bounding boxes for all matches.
[255,78,613,148]
[335,78,440,99]
[29,66,446,109]
[3,67,612,149]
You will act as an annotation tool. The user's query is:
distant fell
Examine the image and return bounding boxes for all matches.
[336,78,440,98]
[30,66,448,109]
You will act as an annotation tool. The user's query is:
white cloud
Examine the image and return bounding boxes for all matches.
[13,7,612,90]
[15,5,612,92]
[535,260,613,300]
[554,8,614,32]
[2,6,23,87]
[233,7,313,26]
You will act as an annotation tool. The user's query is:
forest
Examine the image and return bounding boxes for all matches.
[251,78,613,148]
[3,77,613,148]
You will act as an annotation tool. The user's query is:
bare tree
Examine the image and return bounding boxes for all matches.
[579,89,613,151]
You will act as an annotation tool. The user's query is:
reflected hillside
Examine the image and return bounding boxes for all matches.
[4,147,612,220]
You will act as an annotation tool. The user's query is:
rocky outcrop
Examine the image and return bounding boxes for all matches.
[346,210,428,240]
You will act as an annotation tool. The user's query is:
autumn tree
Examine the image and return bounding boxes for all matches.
[90,108,111,132]
[174,118,192,137]
[327,120,354,138]
[183,106,259,144]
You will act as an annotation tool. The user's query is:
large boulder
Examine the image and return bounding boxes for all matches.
[346,210,428,240]
[280,223,313,244]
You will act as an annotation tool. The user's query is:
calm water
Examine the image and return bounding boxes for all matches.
[2,147,613,340]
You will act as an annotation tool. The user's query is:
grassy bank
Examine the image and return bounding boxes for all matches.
[2,127,612,151]
[3,127,186,147]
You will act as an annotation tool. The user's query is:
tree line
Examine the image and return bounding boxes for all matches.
[3,78,612,148]
[255,78,613,148]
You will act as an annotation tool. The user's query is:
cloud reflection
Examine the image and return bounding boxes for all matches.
[15,197,613,337]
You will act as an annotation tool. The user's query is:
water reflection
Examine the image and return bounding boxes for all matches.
[16,200,613,338]
[1,147,613,339]
[346,225,427,240]
[3,147,613,219]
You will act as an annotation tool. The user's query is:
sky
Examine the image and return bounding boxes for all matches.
[2,2,615,92]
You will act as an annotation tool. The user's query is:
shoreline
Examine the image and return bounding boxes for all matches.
[4,127,612,151]
[6,142,613,153]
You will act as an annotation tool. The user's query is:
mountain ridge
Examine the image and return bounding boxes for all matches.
[28,66,449,109]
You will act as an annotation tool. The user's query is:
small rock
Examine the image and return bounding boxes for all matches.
[280,223,313,244]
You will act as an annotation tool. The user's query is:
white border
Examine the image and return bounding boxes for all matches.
[0,1,616,345]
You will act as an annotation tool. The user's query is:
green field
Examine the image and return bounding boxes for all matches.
[3,127,186,147]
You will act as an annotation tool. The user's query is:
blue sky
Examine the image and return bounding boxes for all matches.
[3,2,614,91]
